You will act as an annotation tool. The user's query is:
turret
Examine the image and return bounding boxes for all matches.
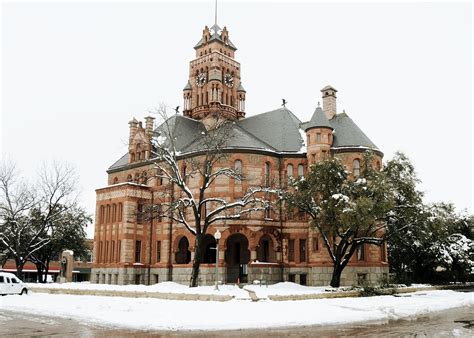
[237,83,246,114]
[128,117,153,164]
[321,85,337,120]
[305,104,333,164]
[183,81,192,116]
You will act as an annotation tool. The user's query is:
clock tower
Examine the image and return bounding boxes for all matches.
[183,24,246,121]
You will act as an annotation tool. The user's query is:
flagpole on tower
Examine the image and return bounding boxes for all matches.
[214,0,218,26]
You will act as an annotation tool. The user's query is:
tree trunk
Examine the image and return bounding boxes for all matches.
[189,238,202,287]
[15,258,25,281]
[35,263,44,283]
[330,264,343,287]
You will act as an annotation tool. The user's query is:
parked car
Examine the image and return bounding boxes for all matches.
[0,272,28,295]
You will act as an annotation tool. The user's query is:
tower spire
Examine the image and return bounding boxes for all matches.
[214,0,218,26]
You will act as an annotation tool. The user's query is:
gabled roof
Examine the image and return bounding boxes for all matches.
[194,24,237,51]
[304,106,332,131]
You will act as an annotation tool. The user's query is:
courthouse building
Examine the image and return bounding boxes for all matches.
[92,22,388,286]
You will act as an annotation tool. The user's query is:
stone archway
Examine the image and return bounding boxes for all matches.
[200,234,217,264]
[225,233,250,283]
[175,236,191,264]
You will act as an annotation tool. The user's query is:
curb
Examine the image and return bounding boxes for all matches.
[29,288,234,302]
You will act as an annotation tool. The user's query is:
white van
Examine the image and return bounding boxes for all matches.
[0,272,28,295]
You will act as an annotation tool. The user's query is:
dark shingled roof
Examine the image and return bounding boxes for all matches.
[236,107,304,152]
[183,81,192,91]
[184,123,276,153]
[304,106,332,131]
[329,112,379,150]
[109,108,380,171]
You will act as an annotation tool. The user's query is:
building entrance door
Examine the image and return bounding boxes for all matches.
[225,233,249,283]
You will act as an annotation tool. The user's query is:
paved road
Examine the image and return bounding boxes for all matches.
[1,296,472,337]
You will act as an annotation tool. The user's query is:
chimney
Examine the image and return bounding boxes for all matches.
[321,85,337,120]
[128,117,138,145]
[144,116,155,139]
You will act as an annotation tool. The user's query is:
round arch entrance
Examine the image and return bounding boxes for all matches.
[225,233,250,283]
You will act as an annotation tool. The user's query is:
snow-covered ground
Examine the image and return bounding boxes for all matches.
[26,281,250,299]
[1,289,472,331]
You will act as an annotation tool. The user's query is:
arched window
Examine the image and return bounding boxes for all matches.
[265,162,271,186]
[134,173,140,183]
[113,177,118,184]
[127,174,133,182]
[118,203,123,222]
[353,159,360,177]
[182,164,187,182]
[99,206,105,224]
[287,164,293,185]
[112,204,117,223]
[234,160,242,184]
[298,164,304,177]
[142,171,147,184]
[175,237,191,264]
[106,205,111,223]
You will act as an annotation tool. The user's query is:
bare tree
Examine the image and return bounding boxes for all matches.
[0,160,79,280]
[147,105,277,287]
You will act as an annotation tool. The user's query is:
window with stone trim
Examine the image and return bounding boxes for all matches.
[316,133,321,143]
[106,205,111,223]
[156,240,161,262]
[265,162,271,187]
[357,244,365,261]
[313,236,319,252]
[99,206,105,224]
[298,164,304,177]
[135,240,142,263]
[299,239,307,262]
[112,204,116,223]
[118,203,123,222]
[353,159,361,177]
[111,240,115,262]
[137,202,144,224]
[288,239,295,262]
[234,160,242,184]
[287,164,293,185]
[117,240,121,262]
[98,242,103,263]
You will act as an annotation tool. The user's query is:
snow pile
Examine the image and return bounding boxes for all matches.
[245,282,338,298]
[26,281,250,299]
[0,290,471,331]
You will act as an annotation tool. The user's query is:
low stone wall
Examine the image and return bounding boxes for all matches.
[28,287,232,302]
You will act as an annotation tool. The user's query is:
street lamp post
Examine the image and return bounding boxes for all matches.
[214,229,221,290]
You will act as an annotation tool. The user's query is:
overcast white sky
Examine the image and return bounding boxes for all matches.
[2,1,472,238]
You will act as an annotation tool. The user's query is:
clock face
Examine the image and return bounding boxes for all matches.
[224,73,234,88]
[196,72,207,87]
